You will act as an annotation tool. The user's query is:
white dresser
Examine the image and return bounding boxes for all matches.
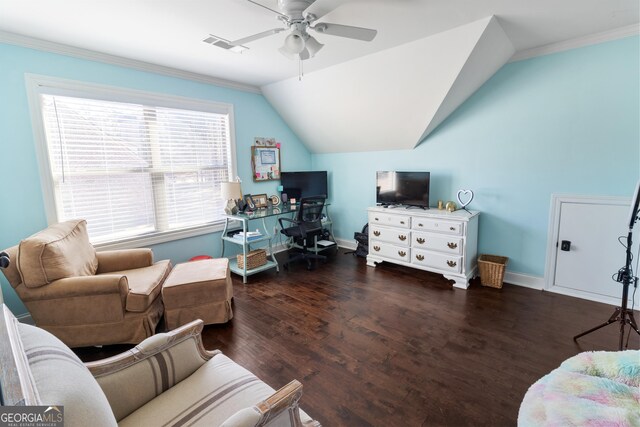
[366,206,479,289]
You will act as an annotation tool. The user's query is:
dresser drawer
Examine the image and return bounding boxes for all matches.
[412,232,463,255]
[369,212,410,229]
[412,249,462,273]
[369,241,411,262]
[411,217,463,235]
[370,225,410,247]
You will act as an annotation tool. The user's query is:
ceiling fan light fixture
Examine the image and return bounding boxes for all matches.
[304,35,323,58]
[299,48,311,60]
[278,46,297,60]
[282,30,306,54]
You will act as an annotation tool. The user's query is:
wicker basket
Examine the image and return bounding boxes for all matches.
[237,249,267,270]
[478,254,509,288]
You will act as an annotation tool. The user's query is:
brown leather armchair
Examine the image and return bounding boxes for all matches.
[1,219,171,347]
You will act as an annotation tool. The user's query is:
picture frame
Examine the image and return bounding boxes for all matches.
[252,193,269,208]
[269,194,281,207]
[254,137,277,147]
[251,146,281,182]
[244,194,256,210]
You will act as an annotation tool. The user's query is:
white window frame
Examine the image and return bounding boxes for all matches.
[25,74,238,250]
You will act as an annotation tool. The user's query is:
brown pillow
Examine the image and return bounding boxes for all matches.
[18,220,98,288]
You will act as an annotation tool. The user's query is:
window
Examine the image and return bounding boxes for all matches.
[28,76,236,247]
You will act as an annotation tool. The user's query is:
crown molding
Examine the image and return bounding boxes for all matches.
[0,30,261,94]
[510,23,639,62]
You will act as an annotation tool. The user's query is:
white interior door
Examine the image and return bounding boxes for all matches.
[547,196,640,307]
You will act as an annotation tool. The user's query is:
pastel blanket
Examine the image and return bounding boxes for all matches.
[518,350,640,427]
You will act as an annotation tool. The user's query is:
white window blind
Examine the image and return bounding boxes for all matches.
[39,93,233,245]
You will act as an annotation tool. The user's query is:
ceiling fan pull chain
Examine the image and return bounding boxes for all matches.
[298,58,304,81]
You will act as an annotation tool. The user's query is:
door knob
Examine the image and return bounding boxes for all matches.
[560,240,571,251]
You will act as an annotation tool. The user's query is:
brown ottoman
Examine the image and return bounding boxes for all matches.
[162,258,233,330]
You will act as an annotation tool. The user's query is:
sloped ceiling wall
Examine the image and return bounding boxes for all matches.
[261,16,514,153]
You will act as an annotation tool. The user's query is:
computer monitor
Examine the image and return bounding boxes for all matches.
[280,171,328,200]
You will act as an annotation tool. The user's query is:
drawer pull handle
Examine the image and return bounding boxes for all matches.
[400,221,405,225]
[375,217,379,221]
[418,223,423,227]
[447,260,457,267]
[447,242,458,249]
[373,245,381,252]
[398,235,407,241]
[416,238,425,244]
[416,254,424,261]
[373,230,381,236]
[398,251,406,257]
[449,226,456,231]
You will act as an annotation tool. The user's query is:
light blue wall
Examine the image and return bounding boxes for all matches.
[0,43,311,315]
[313,36,640,277]
[2,36,638,315]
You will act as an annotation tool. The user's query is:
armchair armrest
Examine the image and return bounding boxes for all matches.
[221,380,321,427]
[86,320,219,421]
[17,275,128,325]
[19,275,128,302]
[96,248,154,273]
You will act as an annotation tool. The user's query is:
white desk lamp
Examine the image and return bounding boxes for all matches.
[221,180,243,215]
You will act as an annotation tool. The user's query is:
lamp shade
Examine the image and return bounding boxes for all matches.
[282,30,305,54]
[278,46,296,60]
[221,181,242,201]
[304,35,323,58]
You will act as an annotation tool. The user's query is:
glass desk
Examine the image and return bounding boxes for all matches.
[221,203,333,283]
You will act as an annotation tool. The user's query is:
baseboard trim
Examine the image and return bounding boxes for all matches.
[330,241,547,289]
[334,238,356,251]
[16,313,35,325]
[545,286,637,308]
[504,271,545,290]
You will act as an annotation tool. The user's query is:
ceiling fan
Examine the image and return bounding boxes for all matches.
[203,0,378,60]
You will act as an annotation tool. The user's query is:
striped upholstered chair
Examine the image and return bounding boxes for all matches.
[0,304,320,427]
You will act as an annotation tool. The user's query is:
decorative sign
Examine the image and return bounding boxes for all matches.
[251,146,281,181]
[456,189,474,209]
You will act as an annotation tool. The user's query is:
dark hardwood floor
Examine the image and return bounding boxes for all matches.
[77,249,640,426]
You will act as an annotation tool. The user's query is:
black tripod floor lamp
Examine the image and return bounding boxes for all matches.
[574,181,640,350]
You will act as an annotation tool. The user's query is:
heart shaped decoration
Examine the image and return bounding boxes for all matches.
[456,189,474,208]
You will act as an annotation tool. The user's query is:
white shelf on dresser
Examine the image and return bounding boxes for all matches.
[366,206,479,289]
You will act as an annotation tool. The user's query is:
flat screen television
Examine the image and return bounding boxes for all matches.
[280,171,328,200]
[376,171,430,208]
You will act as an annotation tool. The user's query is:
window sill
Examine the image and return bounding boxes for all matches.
[94,222,228,251]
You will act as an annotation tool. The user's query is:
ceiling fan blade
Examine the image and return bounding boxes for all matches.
[303,0,344,21]
[231,28,285,46]
[312,23,377,41]
[203,34,248,53]
[246,0,288,19]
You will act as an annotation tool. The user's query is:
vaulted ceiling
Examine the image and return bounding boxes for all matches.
[263,16,515,152]
[0,0,638,152]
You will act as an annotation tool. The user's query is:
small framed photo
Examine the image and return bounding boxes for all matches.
[260,149,277,165]
[244,194,256,210]
[252,194,269,209]
[269,194,281,207]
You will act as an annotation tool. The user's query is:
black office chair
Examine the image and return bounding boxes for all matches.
[279,196,327,270]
